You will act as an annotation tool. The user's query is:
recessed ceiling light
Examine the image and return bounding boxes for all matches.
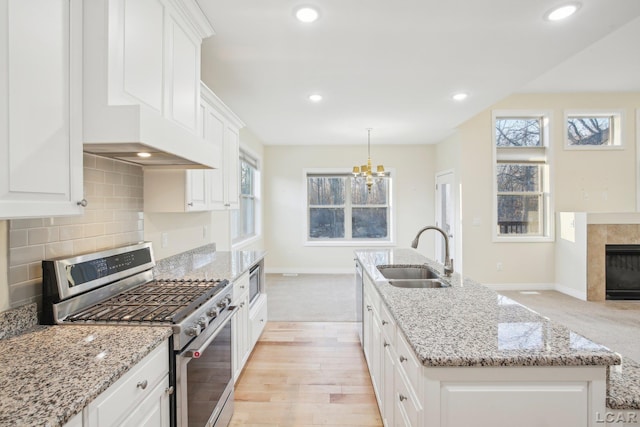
[295,6,319,23]
[452,92,468,101]
[137,152,151,158]
[308,94,323,102]
[545,3,580,21]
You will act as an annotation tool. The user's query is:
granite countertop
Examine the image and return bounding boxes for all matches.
[355,248,640,410]
[153,243,266,283]
[356,248,621,368]
[0,322,171,427]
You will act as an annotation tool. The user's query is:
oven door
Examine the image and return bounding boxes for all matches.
[176,307,237,427]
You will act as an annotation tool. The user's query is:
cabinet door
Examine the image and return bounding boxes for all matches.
[382,338,396,427]
[0,0,84,219]
[249,295,268,348]
[185,170,208,211]
[224,125,240,209]
[116,0,164,111]
[203,105,226,208]
[166,13,199,133]
[120,374,170,427]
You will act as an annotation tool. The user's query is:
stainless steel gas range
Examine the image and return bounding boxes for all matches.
[42,242,235,427]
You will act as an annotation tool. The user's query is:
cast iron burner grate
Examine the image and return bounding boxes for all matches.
[65,279,227,324]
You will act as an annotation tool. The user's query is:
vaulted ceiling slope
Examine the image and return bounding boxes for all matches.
[197,1,640,146]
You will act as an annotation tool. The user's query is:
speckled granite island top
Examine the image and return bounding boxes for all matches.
[0,323,171,427]
[153,243,266,282]
[355,248,621,368]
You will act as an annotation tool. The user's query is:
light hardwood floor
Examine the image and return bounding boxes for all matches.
[229,322,382,427]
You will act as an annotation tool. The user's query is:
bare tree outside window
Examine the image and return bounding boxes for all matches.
[307,174,390,241]
[495,116,547,237]
[567,116,611,146]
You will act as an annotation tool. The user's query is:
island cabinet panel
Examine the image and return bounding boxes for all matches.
[422,366,607,427]
[439,382,588,427]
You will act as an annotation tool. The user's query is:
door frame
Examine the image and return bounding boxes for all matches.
[435,169,462,276]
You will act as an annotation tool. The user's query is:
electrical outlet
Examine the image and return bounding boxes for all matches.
[161,233,169,248]
[203,226,208,239]
[496,262,503,271]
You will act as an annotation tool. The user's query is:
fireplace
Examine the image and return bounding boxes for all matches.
[606,244,640,300]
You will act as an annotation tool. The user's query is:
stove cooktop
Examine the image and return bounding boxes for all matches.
[65,279,228,325]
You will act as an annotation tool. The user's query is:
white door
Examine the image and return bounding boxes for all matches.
[435,171,455,267]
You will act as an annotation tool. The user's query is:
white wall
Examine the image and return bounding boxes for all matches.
[555,212,587,300]
[263,144,436,273]
[435,92,639,286]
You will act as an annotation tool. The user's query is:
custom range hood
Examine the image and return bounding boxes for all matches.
[82,0,216,169]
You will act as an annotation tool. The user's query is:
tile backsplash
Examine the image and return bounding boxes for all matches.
[8,154,144,308]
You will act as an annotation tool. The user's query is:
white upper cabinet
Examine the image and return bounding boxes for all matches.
[0,0,85,219]
[201,82,244,210]
[83,0,216,167]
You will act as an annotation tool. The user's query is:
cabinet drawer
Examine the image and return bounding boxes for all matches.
[396,332,421,397]
[379,302,396,343]
[395,366,422,427]
[363,278,380,314]
[233,272,250,302]
[87,340,169,426]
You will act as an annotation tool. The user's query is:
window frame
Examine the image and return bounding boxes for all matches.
[231,149,261,247]
[564,109,624,150]
[304,168,395,247]
[492,111,554,243]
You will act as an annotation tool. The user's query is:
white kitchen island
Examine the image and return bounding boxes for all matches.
[355,248,637,427]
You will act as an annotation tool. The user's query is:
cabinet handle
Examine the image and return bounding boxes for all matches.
[77,199,88,207]
[240,285,245,289]
[384,341,390,348]
[399,394,408,402]
[224,203,230,207]
[137,380,148,390]
[187,202,194,207]
[260,319,264,323]
[165,386,174,395]
[366,305,372,312]
[382,320,388,325]
[399,355,407,363]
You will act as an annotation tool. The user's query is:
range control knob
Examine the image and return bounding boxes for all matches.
[197,316,208,328]
[184,324,201,337]
[207,306,220,318]
[224,295,232,305]
[217,299,227,309]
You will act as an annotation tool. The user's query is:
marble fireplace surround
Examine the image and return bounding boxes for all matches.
[587,220,640,301]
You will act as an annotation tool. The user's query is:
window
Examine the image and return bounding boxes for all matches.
[232,151,260,244]
[565,110,623,149]
[306,171,392,244]
[493,113,552,241]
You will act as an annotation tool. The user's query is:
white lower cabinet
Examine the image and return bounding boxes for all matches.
[249,294,268,349]
[232,272,251,381]
[360,268,608,427]
[86,340,170,427]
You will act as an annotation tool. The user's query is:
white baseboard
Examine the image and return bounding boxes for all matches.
[484,282,555,292]
[265,267,354,275]
[554,284,587,301]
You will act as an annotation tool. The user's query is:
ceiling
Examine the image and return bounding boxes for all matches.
[197,1,640,146]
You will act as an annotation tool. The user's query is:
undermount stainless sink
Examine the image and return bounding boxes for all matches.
[377,265,439,280]
[377,265,450,289]
[387,279,449,289]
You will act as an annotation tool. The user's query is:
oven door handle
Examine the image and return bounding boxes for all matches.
[182,305,238,359]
